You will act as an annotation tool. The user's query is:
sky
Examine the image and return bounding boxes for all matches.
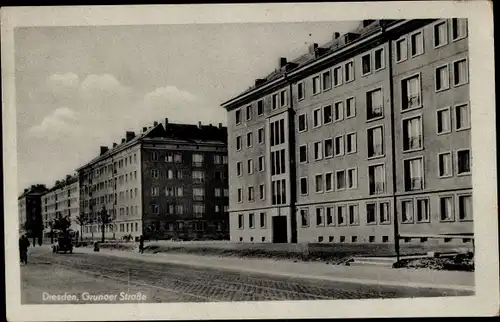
[15,21,359,193]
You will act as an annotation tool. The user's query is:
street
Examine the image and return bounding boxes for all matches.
[21,247,472,304]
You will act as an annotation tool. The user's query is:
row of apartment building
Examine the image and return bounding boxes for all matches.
[18,120,229,241]
[221,19,473,246]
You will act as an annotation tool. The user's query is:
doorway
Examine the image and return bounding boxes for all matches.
[272,216,288,243]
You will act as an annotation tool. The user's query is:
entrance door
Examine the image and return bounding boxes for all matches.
[272,216,288,243]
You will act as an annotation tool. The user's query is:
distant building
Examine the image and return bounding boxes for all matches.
[221,19,472,246]
[41,174,80,237]
[18,184,48,240]
[76,119,229,241]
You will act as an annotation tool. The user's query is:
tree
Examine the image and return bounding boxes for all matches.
[98,205,112,243]
[75,212,87,242]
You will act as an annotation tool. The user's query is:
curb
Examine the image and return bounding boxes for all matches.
[74,247,475,293]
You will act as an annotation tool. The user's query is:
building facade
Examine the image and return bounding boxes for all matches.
[222,19,472,247]
[18,184,48,240]
[76,119,229,241]
[41,175,80,237]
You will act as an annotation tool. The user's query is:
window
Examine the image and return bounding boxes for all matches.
[249,213,255,228]
[176,205,184,215]
[322,70,332,91]
[369,164,385,195]
[325,172,333,192]
[151,152,159,161]
[342,61,354,84]
[334,101,344,121]
[336,170,346,190]
[270,119,285,146]
[215,188,222,197]
[223,189,229,197]
[313,108,322,128]
[323,105,333,124]
[299,145,308,163]
[260,212,267,228]
[324,138,334,158]
[334,136,344,156]
[237,188,242,203]
[315,174,324,193]
[246,105,252,121]
[380,202,390,224]
[457,149,471,174]
[348,204,358,225]
[238,214,244,229]
[435,65,450,91]
[438,152,453,177]
[416,198,430,222]
[174,153,182,163]
[401,200,414,223]
[299,177,308,195]
[151,169,159,179]
[314,141,323,160]
[374,48,385,70]
[258,128,265,144]
[235,109,242,125]
[280,90,288,107]
[346,133,357,154]
[298,114,307,132]
[402,75,421,110]
[297,82,305,101]
[316,207,324,226]
[259,184,265,200]
[272,93,279,110]
[367,88,383,119]
[434,21,448,47]
[257,100,264,116]
[236,162,242,176]
[312,76,320,95]
[455,104,470,130]
[366,203,376,224]
[151,187,159,196]
[300,209,309,227]
[246,132,253,147]
[410,31,424,57]
[437,108,451,134]
[347,168,357,189]
[193,187,205,201]
[223,155,228,164]
[271,179,286,205]
[346,97,356,118]
[333,66,342,86]
[247,159,254,174]
[326,207,334,226]
[152,204,159,214]
[337,206,346,226]
[458,195,472,220]
[403,116,422,151]
[270,149,286,175]
[396,38,407,62]
[361,54,371,75]
[440,196,454,221]
[236,136,242,150]
[258,156,265,172]
[367,126,384,157]
[453,59,468,86]
[452,18,467,40]
[192,153,204,166]
[404,157,424,191]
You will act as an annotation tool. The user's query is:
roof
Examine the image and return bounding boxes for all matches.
[18,185,48,200]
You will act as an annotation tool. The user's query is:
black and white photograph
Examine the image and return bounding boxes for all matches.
[2,2,498,321]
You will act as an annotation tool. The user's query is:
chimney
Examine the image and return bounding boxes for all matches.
[153,121,158,127]
[333,32,340,40]
[126,131,135,142]
[66,174,71,181]
[113,142,117,148]
[142,127,147,132]
[24,188,28,193]
[218,123,222,129]
[164,118,169,129]
[121,138,126,143]
[100,146,109,155]
[362,20,375,28]
[198,121,202,129]
[308,43,319,54]
[255,78,266,87]
[279,57,287,68]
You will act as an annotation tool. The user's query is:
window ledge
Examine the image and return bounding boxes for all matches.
[437,131,452,136]
[366,115,384,123]
[416,220,431,224]
[456,126,471,132]
[401,105,423,114]
[379,221,392,225]
[402,147,424,153]
[367,154,386,161]
[457,172,472,177]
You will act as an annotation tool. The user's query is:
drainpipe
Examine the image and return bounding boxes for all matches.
[285,74,298,243]
[385,26,401,263]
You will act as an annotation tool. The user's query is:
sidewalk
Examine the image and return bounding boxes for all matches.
[75,246,475,292]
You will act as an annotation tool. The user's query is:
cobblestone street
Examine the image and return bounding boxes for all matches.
[21,247,472,304]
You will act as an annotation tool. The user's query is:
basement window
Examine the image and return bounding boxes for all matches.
[318,236,324,243]
[382,236,389,243]
[369,236,375,243]
[329,236,334,242]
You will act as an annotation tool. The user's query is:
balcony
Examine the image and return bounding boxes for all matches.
[369,182,385,195]
[406,177,423,191]
[404,135,422,151]
[367,105,383,119]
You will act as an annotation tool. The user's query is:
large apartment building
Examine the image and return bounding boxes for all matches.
[41,174,80,236]
[18,184,48,240]
[221,19,472,247]
[76,119,229,241]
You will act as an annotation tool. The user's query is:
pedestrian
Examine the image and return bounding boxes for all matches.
[139,235,144,254]
[19,234,30,264]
